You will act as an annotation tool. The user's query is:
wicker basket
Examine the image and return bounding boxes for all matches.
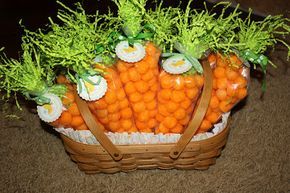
[60,61,231,174]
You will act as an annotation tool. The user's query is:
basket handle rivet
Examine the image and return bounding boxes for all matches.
[114,153,119,157]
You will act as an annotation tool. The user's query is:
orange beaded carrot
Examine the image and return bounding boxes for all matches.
[88,67,137,133]
[196,53,249,133]
[49,76,98,131]
[117,42,161,133]
[155,71,204,134]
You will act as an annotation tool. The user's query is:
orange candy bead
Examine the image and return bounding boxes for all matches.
[237,88,248,99]
[214,67,226,78]
[171,90,186,103]
[129,92,142,103]
[124,82,136,94]
[174,108,187,120]
[104,92,117,105]
[71,116,84,127]
[94,99,107,109]
[185,87,199,99]
[58,111,72,127]
[132,102,146,113]
[67,103,80,116]
[163,117,177,129]
[121,108,133,119]
[216,89,228,101]
[128,68,141,82]
[146,100,157,110]
[166,101,179,113]
[119,99,129,109]
[134,80,149,93]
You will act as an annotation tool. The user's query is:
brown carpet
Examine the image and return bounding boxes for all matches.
[0,45,289,193]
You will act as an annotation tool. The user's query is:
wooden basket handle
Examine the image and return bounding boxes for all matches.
[169,60,213,159]
[74,90,123,161]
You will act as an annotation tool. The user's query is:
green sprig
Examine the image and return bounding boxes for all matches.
[0,45,66,106]
[113,0,147,37]
[24,1,114,84]
[146,2,180,52]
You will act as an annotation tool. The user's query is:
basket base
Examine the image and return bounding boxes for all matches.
[60,123,230,174]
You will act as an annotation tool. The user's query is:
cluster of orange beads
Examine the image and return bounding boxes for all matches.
[116,43,161,132]
[88,68,137,132]
[51,75,89,131]
[156,71,204,133]
[51,50,249,135]
[197,53,249,133]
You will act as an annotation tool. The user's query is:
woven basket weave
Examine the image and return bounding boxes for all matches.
[60,61,230,174]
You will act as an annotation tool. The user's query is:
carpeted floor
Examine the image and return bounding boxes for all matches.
[0,46,289,193]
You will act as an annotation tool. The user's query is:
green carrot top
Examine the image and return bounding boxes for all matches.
[236,12,290,72]
[176,3,211,56]
[146,2,180,53]
[209,2,242,53]
[113,0,147,37]
[163,0,219,74]
[25,1,115,84]
[0,44,66,107]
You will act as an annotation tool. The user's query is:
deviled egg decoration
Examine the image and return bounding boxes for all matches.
[0,44,67,123]
[113,0,154,63]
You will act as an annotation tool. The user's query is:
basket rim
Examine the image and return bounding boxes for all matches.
[61,120,230,155]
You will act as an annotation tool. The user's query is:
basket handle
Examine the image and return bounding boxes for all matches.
[169,60,213,159]
[74,90,123,161]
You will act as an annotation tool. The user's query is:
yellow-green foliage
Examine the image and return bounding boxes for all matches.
[237,12,290,56]
[146,2,180,52]
[113,0,147,37]
[24,1,115,83]
[0,44,66,106]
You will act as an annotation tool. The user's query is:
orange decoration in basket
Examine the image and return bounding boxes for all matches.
[88,67,137,133]
[156,71,204,134]
[196,53,249,134]
[117,42,161,133]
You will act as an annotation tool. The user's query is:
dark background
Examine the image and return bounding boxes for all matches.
[0,0,253,59]
[0,0,288,59]
[0,0,115,58]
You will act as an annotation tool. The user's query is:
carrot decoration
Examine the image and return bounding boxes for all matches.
[111,0,161,132]
[196,53,249,133]
[156,0,217,134]
[88,67,137,133]
[156,71,204,133]
[117,43,160,132]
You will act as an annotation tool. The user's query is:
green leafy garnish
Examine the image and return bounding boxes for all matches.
[146,2,180,52]
[113,0,147,37]
[24,1,114,84]
[235,12,290,91]
[0,44,66,107]
[209,2,242,53]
